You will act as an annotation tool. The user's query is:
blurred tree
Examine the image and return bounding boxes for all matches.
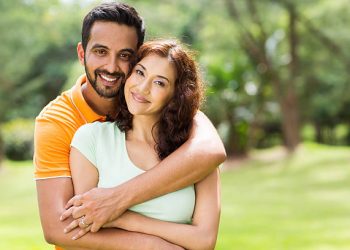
[1,0,349,160]
[298,0,350,144]
[0,0,84,160]
[222,0,302,152]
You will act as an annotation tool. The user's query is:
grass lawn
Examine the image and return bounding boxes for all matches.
[1,143,350,249]
[217,143,350,250]
[0,160,49,250]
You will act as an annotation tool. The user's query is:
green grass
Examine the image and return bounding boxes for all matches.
[217,143,350,250]
[1,143,350,249]
[0,161,49,250]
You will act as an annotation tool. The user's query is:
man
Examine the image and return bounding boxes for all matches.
[34,3,226,250]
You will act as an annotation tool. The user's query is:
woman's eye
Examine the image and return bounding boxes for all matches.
[155,81,165,87]
[135,69,144,76]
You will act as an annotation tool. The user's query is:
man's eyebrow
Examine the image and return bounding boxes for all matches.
[91,44,109,50]
[90,45,135,55]
[120,48,136,54]
[137,63,170,83]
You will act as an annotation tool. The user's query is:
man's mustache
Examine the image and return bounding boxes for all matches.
[95,70,125,79]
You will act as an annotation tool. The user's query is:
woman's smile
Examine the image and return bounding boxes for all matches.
[131,91,150,103]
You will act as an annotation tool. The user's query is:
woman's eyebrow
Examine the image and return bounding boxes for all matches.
[137,63,170,83]
[137,63,146,70]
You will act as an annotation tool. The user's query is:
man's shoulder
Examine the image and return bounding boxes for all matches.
[36,88,80,126]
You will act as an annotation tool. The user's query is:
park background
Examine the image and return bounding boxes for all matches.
[0,0,350,249]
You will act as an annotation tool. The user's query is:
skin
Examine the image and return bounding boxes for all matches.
[65,54,221,249]
[125,55,176,121]
[36,22,183,250]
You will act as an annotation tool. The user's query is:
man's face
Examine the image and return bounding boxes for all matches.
[80,21,138,99]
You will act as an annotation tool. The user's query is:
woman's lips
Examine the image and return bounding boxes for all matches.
[131,92,149,103]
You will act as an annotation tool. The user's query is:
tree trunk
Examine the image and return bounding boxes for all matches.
[0,132,3,167]
[226,0,301,152]
[226,112,248,157]
[280,90,300,151]
[280,2,300,151]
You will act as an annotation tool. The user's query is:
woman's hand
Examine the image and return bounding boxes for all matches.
[63,207,91,240]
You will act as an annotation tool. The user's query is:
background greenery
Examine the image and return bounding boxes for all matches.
[0,0,349,249]
[1,143,350,249]
[1,0,350,158]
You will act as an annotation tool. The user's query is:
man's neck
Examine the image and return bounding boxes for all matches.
[81,82,117,117]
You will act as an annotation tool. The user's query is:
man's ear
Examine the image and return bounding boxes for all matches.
[77,42,85,65]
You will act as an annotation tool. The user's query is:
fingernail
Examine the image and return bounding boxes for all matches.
[64,229,67,233]
[59,216,62,221]
[72,236,76,240]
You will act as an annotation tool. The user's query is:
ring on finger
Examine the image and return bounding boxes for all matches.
[80,216,89,228]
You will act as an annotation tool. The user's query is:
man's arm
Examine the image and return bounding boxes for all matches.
[64,111,226,232]
[36,178,183,250]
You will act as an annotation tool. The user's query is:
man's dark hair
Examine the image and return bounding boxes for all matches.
[82,2,145,51]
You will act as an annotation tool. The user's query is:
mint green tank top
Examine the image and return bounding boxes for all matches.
[71,122,195,223]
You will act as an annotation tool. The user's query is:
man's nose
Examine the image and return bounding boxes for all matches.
[105,57,120,73]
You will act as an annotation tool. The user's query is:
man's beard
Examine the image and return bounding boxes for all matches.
[84,64,126,99]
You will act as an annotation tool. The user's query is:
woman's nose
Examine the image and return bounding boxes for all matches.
[138,78,151,94]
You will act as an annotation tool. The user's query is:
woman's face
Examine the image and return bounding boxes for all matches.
[124,54,176,118]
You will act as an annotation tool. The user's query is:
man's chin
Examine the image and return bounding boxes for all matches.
[95,87,119,99]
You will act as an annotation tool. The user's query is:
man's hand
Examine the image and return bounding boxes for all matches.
[60,187,129,233]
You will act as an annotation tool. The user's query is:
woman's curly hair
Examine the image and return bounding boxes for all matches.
[115,39,204,160]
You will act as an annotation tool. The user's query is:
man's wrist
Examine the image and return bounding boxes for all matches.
[110,184,134,211]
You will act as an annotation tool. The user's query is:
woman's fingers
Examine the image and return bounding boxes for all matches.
[63,218,79,234]
[72,225,92,240]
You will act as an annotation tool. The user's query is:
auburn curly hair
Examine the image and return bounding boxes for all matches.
[115,39,204,160]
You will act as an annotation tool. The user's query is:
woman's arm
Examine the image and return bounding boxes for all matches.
[106,168,221,250]
[70,146,99,194]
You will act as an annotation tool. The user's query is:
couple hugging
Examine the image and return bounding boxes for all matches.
[34,2,226,250]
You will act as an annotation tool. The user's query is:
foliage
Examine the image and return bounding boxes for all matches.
[1,119,34,161]
[0,0,350,157]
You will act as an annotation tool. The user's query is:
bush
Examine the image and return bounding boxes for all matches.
[1,118,34,161]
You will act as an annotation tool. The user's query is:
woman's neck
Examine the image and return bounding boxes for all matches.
[127,115,158,145]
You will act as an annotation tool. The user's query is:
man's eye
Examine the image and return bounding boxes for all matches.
[120,53,131,61]
[95,49,107,56]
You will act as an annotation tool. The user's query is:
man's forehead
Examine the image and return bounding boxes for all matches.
[87,21,138,51]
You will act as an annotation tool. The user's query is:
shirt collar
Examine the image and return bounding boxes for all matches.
[71,74,106,123]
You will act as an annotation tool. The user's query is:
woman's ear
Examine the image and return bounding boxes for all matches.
[77,42,85,65]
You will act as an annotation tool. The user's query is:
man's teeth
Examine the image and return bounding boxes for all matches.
[100,74,117,82]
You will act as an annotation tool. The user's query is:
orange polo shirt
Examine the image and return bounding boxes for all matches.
[34,75,106,250]
[34,74,106,179]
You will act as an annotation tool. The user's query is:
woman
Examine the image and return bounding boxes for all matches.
[65,39,221,249]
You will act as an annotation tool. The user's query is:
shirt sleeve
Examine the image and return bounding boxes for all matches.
[71,123,97,167]
[34,118,72,179]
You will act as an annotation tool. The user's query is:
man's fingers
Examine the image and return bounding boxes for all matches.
[90,221,102,233]
[63,219,79,234]
[71,206,85,219]
[65,194,83,209]
[72,225,91,240]
[60,206,74,221]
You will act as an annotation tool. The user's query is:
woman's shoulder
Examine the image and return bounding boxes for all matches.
[77,121,123,138]
[78,121,113,130]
